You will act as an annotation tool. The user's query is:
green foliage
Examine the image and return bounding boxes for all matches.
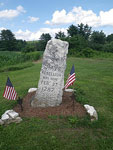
[90,30,106,44]
[16,40,26,51]
[67,116,78,125]
[68,47,96,58]
[40,33,51,42]
[55,31,66,39]
[103,41,113,52]
[0,51,41,71]
[78,23,92,40]
[25,51,40,61]
[36,40,46,51]
[67,23,91,40]
[89,31,106,51]
[0,29,17,51]
[67,35,88,51]
[0,29,15,41]
[74,86,89,104]
[67,24,79,37]
[106,34,113,42]
[80,48,95,57]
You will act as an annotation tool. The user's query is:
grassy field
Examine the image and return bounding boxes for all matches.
[0,56,113,150]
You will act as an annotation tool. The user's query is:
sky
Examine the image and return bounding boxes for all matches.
[0,0,113,41]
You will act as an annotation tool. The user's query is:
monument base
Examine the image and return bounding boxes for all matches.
[31,97,62,108]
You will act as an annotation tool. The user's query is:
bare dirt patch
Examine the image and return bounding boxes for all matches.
[14,91,87,118]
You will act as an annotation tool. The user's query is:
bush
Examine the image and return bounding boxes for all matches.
[80,48,95,57]
[103,41,113,53]
[68,48,96,58]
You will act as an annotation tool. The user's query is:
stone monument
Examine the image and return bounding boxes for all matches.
[31,39,68,107]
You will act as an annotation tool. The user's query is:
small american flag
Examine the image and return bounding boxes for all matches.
[3,77,17,100]
[64,65,76,89]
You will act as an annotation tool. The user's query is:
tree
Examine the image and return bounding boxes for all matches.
[90,31,106,44]
[0,29,17,51]
[106,34,113,43]
[103,41,113,52]
[67,35,88,54]
[40,33,51,43]
[55,31,66,39]
[89,31,106,51]
[16,40,26,51]
[78,23,92,40]
[39,33,51,51]
[67,25,78,37]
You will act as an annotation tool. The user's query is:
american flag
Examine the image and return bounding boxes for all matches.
[3,77,17,100]
[64,65,76,89]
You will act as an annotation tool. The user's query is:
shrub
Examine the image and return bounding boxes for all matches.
[68,48,96,58]
[80,48,95,57]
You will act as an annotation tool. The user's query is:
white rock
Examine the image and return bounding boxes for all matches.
[0,119,4,125]
[1,113,9,121]
[28,88,37,93]
[84,104,98,120]
[0,110,22,125]
[65,89,74,92]
[8,111,19,119]
[4,109,13,115]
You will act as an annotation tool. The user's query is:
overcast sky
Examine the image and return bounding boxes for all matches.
[0,0,113,41]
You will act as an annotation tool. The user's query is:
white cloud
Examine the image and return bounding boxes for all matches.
[99,9,113,26]
[45,9,75,25]
[0,27,6,31]
[45,6,113,27]
[15,28,67,41]
[28,16,39,23]
[0,5,26,19]
[72,7,100,27]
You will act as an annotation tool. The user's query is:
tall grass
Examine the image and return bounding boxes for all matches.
[0,51,41,72]
[0,51,40,67]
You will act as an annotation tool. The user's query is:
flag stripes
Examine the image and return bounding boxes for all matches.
[64,65,76,89]
[3,77,17,100]
[65,73,76,89]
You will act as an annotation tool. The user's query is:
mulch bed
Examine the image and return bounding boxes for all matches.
[14,91,87,118]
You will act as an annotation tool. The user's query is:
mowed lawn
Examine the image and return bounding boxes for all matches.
[0,57,113,150]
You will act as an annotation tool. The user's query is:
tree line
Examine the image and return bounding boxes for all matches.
[0,23,113,55]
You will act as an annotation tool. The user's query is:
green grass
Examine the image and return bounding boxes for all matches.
[0,57,113,150]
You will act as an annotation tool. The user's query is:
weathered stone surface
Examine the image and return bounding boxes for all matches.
[1,113,9,121]
[4,109,13,114]
[8,111,19,119]
[31,39,68,107]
